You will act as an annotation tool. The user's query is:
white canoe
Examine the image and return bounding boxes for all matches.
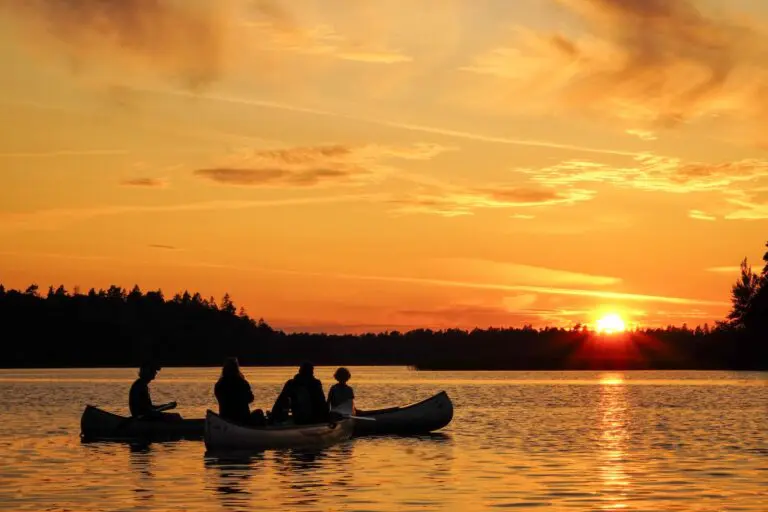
[204,410,354,451]
[352,391,454,436]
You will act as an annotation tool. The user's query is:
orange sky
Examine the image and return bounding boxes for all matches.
[1,0,767,333]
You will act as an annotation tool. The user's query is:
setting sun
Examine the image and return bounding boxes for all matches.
[596,314,626,334]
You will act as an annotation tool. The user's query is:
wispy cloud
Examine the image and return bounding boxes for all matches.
[390,183,595,216]
[0,149,129,158]
[132,85,639,157]
[181,259,724,306]
[243,21,412,64]
[148,244,178,251]
[689,210,716,221]
[329,272,723,306]
[396,300,543,328]
[196,168,360,187]
[437,258,622,287]
[526,154,768,193]
[1,0,412,92]
[724,191,768,220]
[194,143,451,188]
[0,0,245,87]
[121,177,168,188]
[0,194,383,232]
[461,0,768,132]
[626,129,657,141]
[706,266,740,273]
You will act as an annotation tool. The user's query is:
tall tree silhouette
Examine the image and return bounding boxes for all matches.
[728,258,760,328]
[728,240,768,334]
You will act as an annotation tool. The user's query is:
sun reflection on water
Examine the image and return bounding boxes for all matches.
[598,373,630,510]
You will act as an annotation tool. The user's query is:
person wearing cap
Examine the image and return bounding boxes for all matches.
[128,362,178,419]
[270,362,328,425]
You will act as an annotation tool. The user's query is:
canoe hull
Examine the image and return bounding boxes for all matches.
[80,405,204,442]
[204,410,354,452]
[353,391,454,436]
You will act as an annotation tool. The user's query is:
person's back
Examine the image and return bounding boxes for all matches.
[282,363,328,424]
[214,376,254,424]
[327,367,355,411]
[328,382,354,409]
[214,358,255,425]
[291,375,327,424]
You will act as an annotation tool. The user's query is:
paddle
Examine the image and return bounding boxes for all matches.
[331,401,375,421]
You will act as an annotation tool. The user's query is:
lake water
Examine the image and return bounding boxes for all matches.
[0,368,765,511]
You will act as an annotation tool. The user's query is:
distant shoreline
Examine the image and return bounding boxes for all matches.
[1,283,765,372]
[1,363,765,371]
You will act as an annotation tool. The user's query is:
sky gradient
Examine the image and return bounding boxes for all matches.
[2,0,767,333]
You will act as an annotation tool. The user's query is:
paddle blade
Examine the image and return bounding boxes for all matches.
[331,400,376,421]
[331,400,354,417]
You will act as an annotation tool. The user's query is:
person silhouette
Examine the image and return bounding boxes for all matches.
[270,362,328,425]
[128,362,178,420]
[214,357,265,426]
[327,367,355,413]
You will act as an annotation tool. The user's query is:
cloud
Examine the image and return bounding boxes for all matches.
[0,194,382,232]
[134,84,639,157]
[391,183,595,216]
[437,258,622,287]
[626,129,657,141]
[689,210,716,221]
[340,273,722,306]
[148,244,177,250]
[0,149,129,158]
[195,168,359,187]
[0,0,411,91]
[121,177,167,188]
[194,143,451,188]
[706,266,740,273]
[724,190,768,220]
[526,154,768,193]
[247,22,413,64]
[0,0,246,87]
[396,301,543,328]
[182,258,723,307]
[461,0,768,131]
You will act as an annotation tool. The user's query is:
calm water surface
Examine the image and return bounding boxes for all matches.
[0,368,765,511]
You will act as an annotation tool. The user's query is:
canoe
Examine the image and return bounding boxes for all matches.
[204,410,354,451]
[352,391,454,436]
[80,405,204,442]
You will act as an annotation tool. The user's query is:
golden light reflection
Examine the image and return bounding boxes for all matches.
[598,372,630,510]
[599,373,626,386]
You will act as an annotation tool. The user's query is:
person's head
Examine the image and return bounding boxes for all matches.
[298,361,314,378]
[221,357,243,380]
[334,367,351,384]
[138,362,160,381]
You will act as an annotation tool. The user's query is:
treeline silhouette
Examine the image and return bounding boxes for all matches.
[0,240,765,370]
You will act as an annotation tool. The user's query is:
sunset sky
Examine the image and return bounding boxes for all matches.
[2,0,767,333]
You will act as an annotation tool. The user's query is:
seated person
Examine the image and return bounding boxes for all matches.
[327,367,355,413]
[129,362,179,420]
[214,357,265,426]
[270,362,328,425]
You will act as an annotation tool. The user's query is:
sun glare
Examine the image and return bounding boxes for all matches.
[596,314,626,334]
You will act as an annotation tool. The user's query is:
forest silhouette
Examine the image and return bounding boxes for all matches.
[1,241,766,370]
